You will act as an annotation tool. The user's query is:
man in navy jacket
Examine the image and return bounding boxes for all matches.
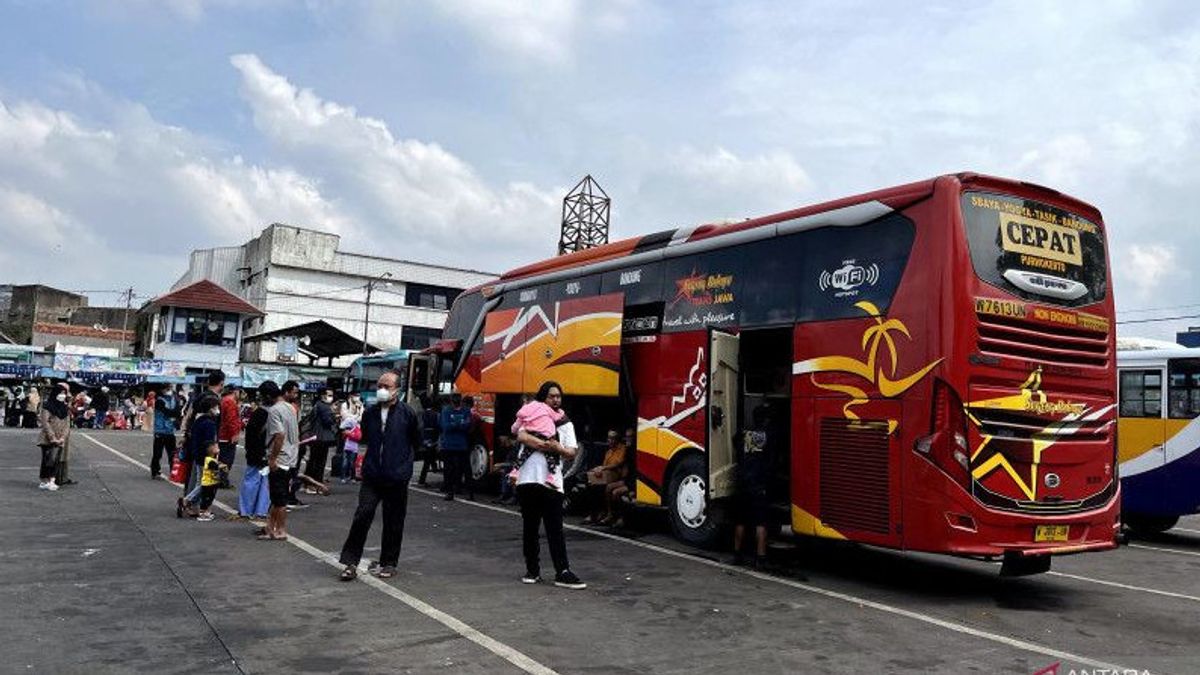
[337,370,422,580]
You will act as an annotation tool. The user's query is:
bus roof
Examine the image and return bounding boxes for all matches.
[482,172,1104,293]
[1118,346,1200,364]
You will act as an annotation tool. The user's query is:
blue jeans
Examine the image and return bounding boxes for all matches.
[341,451,358,481]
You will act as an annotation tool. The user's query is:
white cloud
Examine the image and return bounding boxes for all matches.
[1119,243,1184,310]
[229,53,561,266]
[0,91,350,295]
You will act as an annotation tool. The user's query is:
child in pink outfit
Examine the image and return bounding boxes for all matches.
[509,400,566,488]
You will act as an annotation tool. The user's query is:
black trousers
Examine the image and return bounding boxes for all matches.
[218,441,237,472]
[517,484,569,576]
[417,444,437,484]
[39,444,61,481]
[305,441,331,484]
[339,480,409,567]
[443,452,471,496]
[151,434,176,477]
[330,437,345,479]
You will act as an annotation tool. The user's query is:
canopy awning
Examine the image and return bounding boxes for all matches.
[243,320,379,362]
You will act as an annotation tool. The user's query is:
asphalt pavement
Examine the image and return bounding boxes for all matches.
[2,428,1197,674]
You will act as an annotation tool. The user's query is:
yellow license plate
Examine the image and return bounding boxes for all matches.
[1034,525,1069,542]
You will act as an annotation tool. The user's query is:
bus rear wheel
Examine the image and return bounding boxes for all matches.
[667,454,722,549]
[1124,514,1179,535]
[469,443,489,483]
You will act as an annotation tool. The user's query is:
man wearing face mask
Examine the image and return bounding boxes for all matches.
[151,385,181,479]
[305,387,337,487]
[337,370,422,581]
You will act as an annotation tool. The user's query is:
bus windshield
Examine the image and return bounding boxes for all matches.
[961,191,1107,307]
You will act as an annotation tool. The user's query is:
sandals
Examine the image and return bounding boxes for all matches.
[339,566,358,581]
[376,566,396,579]
[256,533,288,541]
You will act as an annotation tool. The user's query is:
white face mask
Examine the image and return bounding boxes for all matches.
[210,407,220,417]
[323,396,333,403]
[375,387,392,403]
[56,393,68,402]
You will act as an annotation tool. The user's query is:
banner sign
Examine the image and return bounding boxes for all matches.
[53,354,187,378]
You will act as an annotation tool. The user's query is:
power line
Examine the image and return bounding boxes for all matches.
[1116,314,1200,326]
[1118,302,1200,315]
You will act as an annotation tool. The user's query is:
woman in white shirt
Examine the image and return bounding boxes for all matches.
[514,381,587,590]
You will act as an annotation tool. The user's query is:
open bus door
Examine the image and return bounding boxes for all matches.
[708,329,740,500]
[406,353,433,408]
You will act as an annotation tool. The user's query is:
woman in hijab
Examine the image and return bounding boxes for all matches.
[37,383,71,491]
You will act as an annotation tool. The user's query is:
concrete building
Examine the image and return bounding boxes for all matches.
[138,280,263,370]
[0,284,137,354]
[172,224,495,367]
[1,285,86,345]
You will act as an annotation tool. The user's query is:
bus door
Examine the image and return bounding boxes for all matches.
[407,353,433,406]
[708,329,739,499]
[1117,367,1166,515]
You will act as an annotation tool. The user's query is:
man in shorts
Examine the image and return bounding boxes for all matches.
[263,380,301,541]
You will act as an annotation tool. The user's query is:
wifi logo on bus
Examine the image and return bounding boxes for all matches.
[819,260,880,297]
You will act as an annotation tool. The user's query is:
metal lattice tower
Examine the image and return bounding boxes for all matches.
[558,175,610,255]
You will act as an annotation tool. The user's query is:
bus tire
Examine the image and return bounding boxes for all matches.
[468,443,489,483]
[1124,514,1179,535]
[667,453,722,549]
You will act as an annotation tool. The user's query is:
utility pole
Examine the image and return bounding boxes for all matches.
[119,287,134,357]
[362,272,393,356]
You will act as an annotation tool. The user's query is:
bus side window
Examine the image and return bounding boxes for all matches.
[1119,369,1162,418]
[1167,359,1200,419]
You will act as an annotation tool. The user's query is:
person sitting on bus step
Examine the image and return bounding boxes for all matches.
[583,429,627,525]
[508,397,567,490]
[492,435,519,505]
[733,405,772,569]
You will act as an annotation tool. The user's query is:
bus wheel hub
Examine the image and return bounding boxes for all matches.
[677,474,707,527]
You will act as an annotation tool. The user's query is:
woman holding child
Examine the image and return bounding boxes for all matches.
[513,381,586,590]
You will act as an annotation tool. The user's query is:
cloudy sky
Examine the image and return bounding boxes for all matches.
[1,1,1198,339]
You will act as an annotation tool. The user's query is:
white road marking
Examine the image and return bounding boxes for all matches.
[1171,527,1200,535]
[1047,571,1200,603]
[1128,543,1200,559]
[78,433,558,675]
[408,487,1133,673]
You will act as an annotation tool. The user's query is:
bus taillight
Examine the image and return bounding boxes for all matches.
[915,379,971,490]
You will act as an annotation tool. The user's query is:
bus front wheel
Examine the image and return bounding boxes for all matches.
[667,454,722,549]
[1124,514,1179,535]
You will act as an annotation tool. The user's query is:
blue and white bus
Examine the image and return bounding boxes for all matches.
[344,350,412,405]
[1117,345,1200,533]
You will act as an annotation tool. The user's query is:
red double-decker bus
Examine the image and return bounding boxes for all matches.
[410,173,1119,574]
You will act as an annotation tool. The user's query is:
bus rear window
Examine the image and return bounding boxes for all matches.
[961,191,1107,307]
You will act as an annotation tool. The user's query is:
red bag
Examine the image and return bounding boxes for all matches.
[347,425,362,442]
[355,451,365,480]
[169,456,190,484]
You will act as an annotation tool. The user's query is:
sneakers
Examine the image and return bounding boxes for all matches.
[521,573,542,584]
[38,481,58,491]
[196,513,215,522]
[554,570,586,590]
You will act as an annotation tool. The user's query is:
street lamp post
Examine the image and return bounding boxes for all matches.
[363,272,393,356]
